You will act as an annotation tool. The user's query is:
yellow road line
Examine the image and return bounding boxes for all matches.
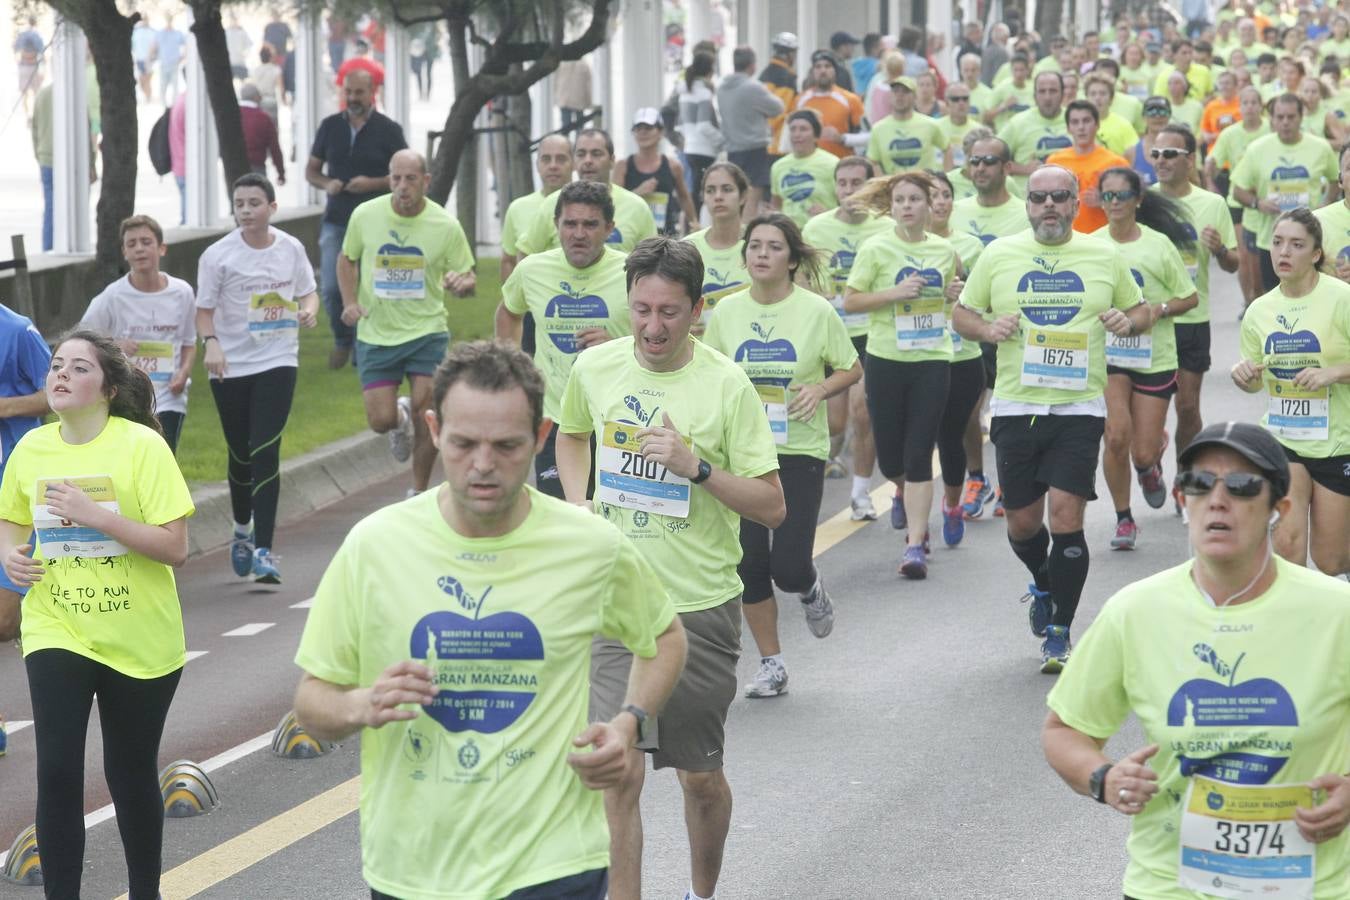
[134,777,360,900]
[812,482,895,556]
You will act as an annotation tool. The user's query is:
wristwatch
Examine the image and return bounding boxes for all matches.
[690,458,713,484]
[1160,302,1170,318]
[621,704,649,744]
[1089,762,1113,804]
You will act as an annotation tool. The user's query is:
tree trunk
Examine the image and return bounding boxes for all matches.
[445,13,479,246]
[189,0,251,188]
[51,0,137,281]
[507,71,534,204]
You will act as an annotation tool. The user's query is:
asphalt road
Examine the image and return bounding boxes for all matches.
[0,272,1268,899]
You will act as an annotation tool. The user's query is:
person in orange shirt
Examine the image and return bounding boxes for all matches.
[1200,69,1241,149]
[1045,100,1129,233]
[790,50,865,158]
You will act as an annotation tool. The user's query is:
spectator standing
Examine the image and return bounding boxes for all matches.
[225,15,252,82]
[759,31,799,161]
[851,33,882,93]
[678,51,723,217]
[336,38,385,93]
[327,15,349,75]
[262,8,292,63]
[169,92,187,225]
[791,51,865,158]
[409,23,439,101]
[898,25,930,78]
[31,82,52,251]
[155,16,187,107]
[251,47,282,122]
[14,16,44,116]
[131,19,154,102]
[719,45,785,221]
[829,31,859,92]
[304,68,407,369]
[982,23,1011,86]
[555,58,592,131]
[240,84,284,183]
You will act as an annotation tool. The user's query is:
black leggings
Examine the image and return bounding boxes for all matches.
[686,153,716,215]
[372,866,608,899]
[209,366,297,549]
[156,410,184,454]
[26,649,181,900]
[937,357,987,487]
[864,356,950,483]
[739,454,825,603]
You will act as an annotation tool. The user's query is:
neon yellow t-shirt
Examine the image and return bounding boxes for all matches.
[958,229,1143,406]
[942,228,987,362]
[1119,65,1153,100]
[1093,224,1193,373]
[294,488,675,900]
[341,197,474,347]
[950,195,1030,249]
[966,83,996,120]
[558,337,780,613]
[501,247,630,421]
[866,114,948,174]
[769,148,840,227]
[801,209,893,337]
[998,108,1073,193]
[936,116,978,166]
[1231,132,1339,249]
[1313,199,1350,270]
[1047,558,1350,900]
[501,189,556,257]
[516,183,657,256]
[1161,186,1239,324]
[1239,273,1350,458]
[1097,112,1140,157]
[947,168,976,202]
[1210,122,1269,177]
[682,228,748,321]
[989,79,1034,130]
[1152,62,1215,102]
[0,417,194,678]
[1170,98,1205,136]
[846,230,957,363]
[702,284,858,458]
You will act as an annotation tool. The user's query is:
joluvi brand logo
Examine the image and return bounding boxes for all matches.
[545,280,610,353]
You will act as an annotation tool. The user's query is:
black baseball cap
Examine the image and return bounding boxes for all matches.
[1179,422,1290,499]
[831,31,861,48]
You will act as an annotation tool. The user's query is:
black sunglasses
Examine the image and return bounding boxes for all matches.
[1177,470,1268,498]
[1100,189,1139,203]
[968,154,1006,167]
[1150,147,1191,160]
[948,94,971,101]
[1143,104,1171,116]
[1027,189,1074,203]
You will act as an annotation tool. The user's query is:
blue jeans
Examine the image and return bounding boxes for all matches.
[319,221,355,349]
[40,165,52,251]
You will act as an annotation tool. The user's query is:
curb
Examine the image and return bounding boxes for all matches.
[186,430,405,559]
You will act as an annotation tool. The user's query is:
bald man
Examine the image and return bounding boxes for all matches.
[338,149,477,495]
[307,67,409,369]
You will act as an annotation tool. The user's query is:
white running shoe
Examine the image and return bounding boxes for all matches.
[389,396,414,463]
[743,658,788,698]
[850,494,878,521]
[801,581,835,638]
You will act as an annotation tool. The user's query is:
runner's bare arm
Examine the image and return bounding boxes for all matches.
[555,429,593,505]
[43,481,189,566]
[294,661,436,742]
[494,303,524,344]
[0,389,49,419]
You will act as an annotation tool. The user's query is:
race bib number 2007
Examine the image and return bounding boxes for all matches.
[596,421,691,518]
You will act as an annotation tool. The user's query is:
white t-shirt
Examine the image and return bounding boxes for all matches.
[195,227,317,379]
[81,274,197,414]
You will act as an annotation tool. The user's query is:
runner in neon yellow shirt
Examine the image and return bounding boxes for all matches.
[339,150,476,497]
[866,75,951,174]
[293,340,686,900]
[556,238,783,900]
[769,110,838,226]
[845,172,956,578]
[1312,146,1350,277]
[802,156,892,516]
[936,82,979,167]
[496,181,631,499]
[703,213,859,698]
[684,162,751,330]
[985,54,1035,131]
[500,134,572,282]
[0,331,193,898]
[998,72,1072,194]
[1205,87,1268,309]
[1233,210,1350,576]
[954,165,1150,672]
[1094,166,1199,551]
[1045,421,1350,900]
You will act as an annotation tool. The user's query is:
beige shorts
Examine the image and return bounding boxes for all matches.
[589,597,742,772]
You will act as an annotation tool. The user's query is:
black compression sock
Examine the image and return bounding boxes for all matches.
[1048,530,1090,628]
[1009,527,1050,592]
[1116,508,1133,523]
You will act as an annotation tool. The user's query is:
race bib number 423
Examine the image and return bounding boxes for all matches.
[1178,775,1316,899]
[596,421,692,518]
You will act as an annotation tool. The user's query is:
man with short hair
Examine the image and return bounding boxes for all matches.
[957,51,996,122]
[239,83,284,182]
[986,53,1034,131]
[501,133,574,283]
[999,71,1072,191]
[953,166,1151,672]
[866,75,950,174]
[338,150,476,496]
[759,32,799,163]
[293,340,687,900]
[496,181,630,498]
[1046,99,1129,233]
[556,238,785,900]
[1082,73,1139,157]
[828,31,859,92]
[851,32,883,91]
[982,23,1011,86]
[1151,38,1213,101]
[516,129,656,257]
[717,46,785,221]
[306,68,408,369]
[791,51,865,158]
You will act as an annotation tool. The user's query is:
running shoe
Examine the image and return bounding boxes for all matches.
[1021,584,1054,638]
[850,494,878,521]
[801,581,835,638]
[1040,625,1071,674]
[890,494,907,530]
[1111,518,1139,550]
[252,547,281,585]
[942,501,965,546]
[389,396,414,463]
[229,531,255,578]
[824,457,847,479]
[899,544,928,579]
[743,658,788,698]
[1138,463,1167,509]
[993,488,1005,517]
[960,475,994,519]
[0,716,6,758]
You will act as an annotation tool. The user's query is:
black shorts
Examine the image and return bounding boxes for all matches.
[980,341,997,387]
[1214,171,1242,224]
[1282,445,1350,496]
[990,414,1105,508]
[1243,230,1258,252]
[727,146,771,189]
[851,334,868,365]
[1106,366,1179,399]
[1173,322,1211,373]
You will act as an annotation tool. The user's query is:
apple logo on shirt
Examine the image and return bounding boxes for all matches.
[410,575,545,734]
[1035,133,1072,160]
[1016,255,1086,325]
[888,136,923,168]
[965,220,999,247]
[702,266,744,307]
[1264,314,1322,380]
[896,259,944,294]
[1269,160,1310,184]
[781,171,816,203]
[545,280,610,353]
[734,321,797,364]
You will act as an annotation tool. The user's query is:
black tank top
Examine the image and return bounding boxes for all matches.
[623,154,679,235]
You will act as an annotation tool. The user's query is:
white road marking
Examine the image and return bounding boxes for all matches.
[221,623,275,637]
[289,597,314,609]
[4,719,32,735]
[185,650,209,662]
